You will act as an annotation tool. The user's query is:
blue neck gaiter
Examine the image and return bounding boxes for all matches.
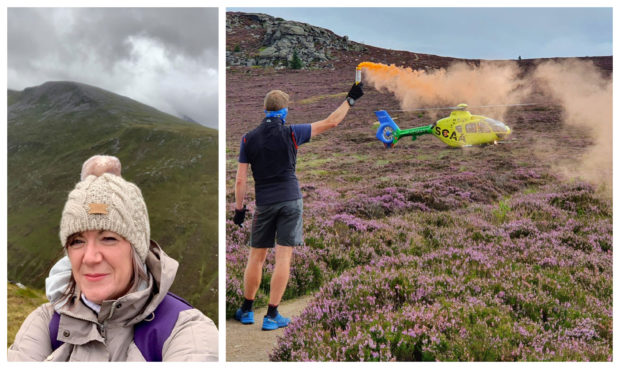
[265,108,288,124]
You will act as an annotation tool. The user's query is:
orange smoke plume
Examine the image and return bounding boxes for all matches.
[356,61,527,118]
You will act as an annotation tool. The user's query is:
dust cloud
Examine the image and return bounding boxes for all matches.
[359,60,612,192]
[532,59,612,192]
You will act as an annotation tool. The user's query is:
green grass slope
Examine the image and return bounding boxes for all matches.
[7,283,48,348]
[7,81,218,324]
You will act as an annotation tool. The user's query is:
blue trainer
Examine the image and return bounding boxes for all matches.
[234,309,254,324]
[262,313,291,331]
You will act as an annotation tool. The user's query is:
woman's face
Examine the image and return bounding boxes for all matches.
[67,230,133,304]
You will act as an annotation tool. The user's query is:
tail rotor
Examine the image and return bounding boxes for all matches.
[375,110,400,148]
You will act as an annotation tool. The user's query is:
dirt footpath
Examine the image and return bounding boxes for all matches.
[226,295,315,362]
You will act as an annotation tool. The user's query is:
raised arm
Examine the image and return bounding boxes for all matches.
[310,83,364,138]
[310,100,350,137]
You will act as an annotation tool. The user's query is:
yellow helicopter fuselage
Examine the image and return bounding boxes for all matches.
[432,109,512,147]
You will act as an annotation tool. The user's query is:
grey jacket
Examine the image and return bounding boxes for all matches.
[8,243,218,361]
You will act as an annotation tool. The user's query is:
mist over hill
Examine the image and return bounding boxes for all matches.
[8,81,219,323]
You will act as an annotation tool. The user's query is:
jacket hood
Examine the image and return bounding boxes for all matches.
[135,241,179,322]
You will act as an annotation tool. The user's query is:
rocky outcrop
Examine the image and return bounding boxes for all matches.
[227,12,366,69]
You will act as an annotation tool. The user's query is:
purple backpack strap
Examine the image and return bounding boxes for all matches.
[133,292,193,361]
[49,311,62,351]
[48,293,192,361]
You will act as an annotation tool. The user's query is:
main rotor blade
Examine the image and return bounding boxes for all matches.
[392,103,540,112]
[472,103,539,108]
[392,106,456,112]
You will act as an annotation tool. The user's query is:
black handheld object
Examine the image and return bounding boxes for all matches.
[347,82,364,106]
[233,206,247,226]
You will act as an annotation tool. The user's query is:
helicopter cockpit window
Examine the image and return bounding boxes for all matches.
[465,123,477,133]
[485,118,509,133]
[478,122,491,133]
[455,125,462,133]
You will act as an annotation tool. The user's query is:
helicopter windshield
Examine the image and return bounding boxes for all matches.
[485,118,509,133]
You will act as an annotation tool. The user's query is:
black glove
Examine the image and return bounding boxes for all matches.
[346,82,364,106]
[233,206,247,226]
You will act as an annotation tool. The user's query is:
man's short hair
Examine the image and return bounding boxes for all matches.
[264,90,289,111]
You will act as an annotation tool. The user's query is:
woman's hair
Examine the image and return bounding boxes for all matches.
[264,90,289,111]
[59,232,149,306]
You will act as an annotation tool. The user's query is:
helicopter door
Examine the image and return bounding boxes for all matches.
[454,124,466,144]
[465,122,487,145]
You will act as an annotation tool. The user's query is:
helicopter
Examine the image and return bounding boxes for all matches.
[374,104,513,148]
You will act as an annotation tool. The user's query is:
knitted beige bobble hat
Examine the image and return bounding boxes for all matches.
[59,155,150,262]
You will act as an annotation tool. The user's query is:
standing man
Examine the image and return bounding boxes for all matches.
[233,83,364,330]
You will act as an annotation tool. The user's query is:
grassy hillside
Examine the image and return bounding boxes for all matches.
[8,81,218,324]
[7,283,48,348]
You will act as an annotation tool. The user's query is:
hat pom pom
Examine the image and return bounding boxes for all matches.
[81,155,122,180]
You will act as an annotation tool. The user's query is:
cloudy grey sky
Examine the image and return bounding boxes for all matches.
[230,7,612,60]
[8,8,218,129]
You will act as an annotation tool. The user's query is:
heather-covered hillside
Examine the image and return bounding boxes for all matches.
[226,12,612,361]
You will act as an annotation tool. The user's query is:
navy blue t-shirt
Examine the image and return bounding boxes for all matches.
[239,123,312,205]
[239,124,311,163]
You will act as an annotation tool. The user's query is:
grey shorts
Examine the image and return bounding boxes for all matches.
[250,198,304,248]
